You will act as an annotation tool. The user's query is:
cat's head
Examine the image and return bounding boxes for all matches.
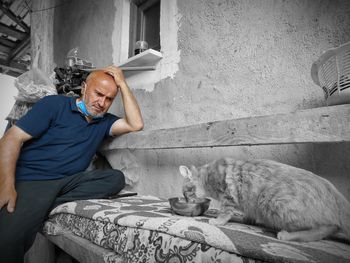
[180,159,228,201]
[179,165,207,202]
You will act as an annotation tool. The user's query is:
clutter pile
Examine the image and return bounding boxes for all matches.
[5,47,94,128]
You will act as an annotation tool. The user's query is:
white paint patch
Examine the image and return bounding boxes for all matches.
[112,0,130,65]
[123,70,160,92]
[111,0,181,92]
[159,0,182,80]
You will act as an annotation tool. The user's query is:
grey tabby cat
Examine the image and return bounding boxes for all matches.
[180,158,350,242]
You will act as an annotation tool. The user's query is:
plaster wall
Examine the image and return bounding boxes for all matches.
[53,0,115,68]
[53,0,350,201]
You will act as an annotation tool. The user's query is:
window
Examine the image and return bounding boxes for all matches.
[129,0,160,57]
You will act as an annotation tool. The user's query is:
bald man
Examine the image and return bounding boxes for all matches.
[0,66,143,262]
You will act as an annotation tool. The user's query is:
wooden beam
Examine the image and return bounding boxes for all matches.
[0,3,30,32]
[0,57,28,73]
[1,70,21,77]
[0,53,7,60]
[0,36,17,48]
[46,231,120,263]
[8,34,30,60]
[101,104,350,150]
[0,43,12,53]
[0,22,27,39]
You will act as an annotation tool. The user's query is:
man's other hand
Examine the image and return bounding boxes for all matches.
[0,181,17,213]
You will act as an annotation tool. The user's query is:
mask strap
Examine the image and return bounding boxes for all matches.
[77,82,103,119]
[82,81,87,102]
[77,82,91,117]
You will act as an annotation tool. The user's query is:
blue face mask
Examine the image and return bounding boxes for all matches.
[76,100,104,119]
[76,100,91,116]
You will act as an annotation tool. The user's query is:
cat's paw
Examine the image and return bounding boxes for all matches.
[209,218,228,225]
[277,230,291,240]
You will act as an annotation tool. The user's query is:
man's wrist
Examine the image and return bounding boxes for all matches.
[0,176,15,187]
[117,81,129,91]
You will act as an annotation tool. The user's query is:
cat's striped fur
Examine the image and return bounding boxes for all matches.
[180,158,350,242]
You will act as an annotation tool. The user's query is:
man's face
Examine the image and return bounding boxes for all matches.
[82,76,118,117]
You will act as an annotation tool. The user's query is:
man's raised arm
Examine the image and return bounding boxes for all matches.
[103,66,144,136]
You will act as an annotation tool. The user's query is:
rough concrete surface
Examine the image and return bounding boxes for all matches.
[53,0,115,68]
[53,0,350,200]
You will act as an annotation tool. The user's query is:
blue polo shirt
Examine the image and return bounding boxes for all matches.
[15,95,119,181]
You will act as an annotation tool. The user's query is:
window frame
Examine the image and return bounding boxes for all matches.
[129,0,160,58]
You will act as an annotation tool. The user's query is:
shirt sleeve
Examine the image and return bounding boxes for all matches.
[15,96,57,138]
[105,114,120,137]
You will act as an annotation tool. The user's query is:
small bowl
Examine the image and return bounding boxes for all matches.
[168,197,211,216]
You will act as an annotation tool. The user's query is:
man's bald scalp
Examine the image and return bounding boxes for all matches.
[86,70,115,85]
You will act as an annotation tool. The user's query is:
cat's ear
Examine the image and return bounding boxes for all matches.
[179,165,193,180]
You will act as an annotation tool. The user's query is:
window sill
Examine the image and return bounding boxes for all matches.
[118,49,162,71]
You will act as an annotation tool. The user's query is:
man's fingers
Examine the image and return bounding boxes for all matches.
[102,66,121,74]
[0,200,12,212]
[103,69,116,78]
[102,66,115,72]
[101,66,125,88]
[7,196,16,213]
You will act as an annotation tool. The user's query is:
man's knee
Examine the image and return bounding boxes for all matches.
[94,169,125,194]
[109,169,125,191]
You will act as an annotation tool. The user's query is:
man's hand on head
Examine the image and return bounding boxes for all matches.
[102,66,126,89]
[99,65,144,135]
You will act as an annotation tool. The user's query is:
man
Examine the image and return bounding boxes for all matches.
[0,65,143,262]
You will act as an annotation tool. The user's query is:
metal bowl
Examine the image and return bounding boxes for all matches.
[168,197,211,216]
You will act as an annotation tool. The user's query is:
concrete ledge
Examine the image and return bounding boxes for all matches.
[101,104,350,150]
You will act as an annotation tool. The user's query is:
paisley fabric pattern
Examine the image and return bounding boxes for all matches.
[43,195,350,263]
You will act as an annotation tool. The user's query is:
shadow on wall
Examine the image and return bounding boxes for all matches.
[312,142,350,199]
[111,142,350,202]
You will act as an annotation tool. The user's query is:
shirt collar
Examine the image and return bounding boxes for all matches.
[69,96,104,123]
[69,96,80,112]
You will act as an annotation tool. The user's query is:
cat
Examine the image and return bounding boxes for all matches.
[179,158,350,242]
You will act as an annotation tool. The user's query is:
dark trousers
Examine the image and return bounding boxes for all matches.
[0,169,125,263]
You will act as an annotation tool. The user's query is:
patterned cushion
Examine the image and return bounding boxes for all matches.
[43,195,350,263]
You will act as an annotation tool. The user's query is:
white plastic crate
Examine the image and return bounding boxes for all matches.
[311,41,350,105]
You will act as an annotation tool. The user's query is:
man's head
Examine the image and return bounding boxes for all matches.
[80,70,118,118]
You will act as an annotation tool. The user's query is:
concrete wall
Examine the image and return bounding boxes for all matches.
[53,0,350,200]
[53,0,115,68]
